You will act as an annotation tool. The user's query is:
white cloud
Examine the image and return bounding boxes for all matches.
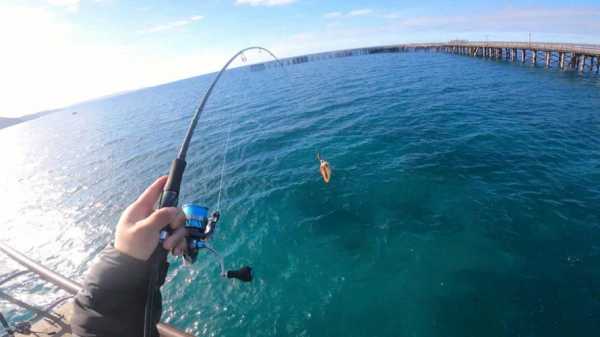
[47,0,80,12]
[348,9,372,17]
[387,7,600,31]
[382,12,403,19]
[138,15,204,34]
[324,8,373,19]
[235,0,296,7]
[288,32,313,41]
[323,12,342,19]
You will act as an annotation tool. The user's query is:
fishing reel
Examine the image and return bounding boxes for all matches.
[144,47,280,337]
[181,204,252,282]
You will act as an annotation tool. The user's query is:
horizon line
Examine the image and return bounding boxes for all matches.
[7,38,600,119]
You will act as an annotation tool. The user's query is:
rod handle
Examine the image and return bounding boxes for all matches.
[158,159,186,239]
[163,159,187,199]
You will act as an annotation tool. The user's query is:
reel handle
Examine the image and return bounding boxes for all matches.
[226,266,253,282]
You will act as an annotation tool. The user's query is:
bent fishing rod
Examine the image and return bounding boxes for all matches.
[144,46,282,337]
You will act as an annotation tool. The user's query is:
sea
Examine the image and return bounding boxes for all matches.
[1,51,600,336]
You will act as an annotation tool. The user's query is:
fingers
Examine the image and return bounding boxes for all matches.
[137,207,178,231]
[134,176,168,216]
[163,226,187,250]
[165,212,188,255]
[170,210,186,230]
[172,240,188,256]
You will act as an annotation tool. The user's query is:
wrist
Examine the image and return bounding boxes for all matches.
[113,241,147,262]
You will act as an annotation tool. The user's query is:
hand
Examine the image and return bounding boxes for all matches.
[114,176,188,261]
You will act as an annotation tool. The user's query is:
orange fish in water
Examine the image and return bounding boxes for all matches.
[317,152,331,183]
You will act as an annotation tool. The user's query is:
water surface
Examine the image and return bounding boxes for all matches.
[1,52,600,336]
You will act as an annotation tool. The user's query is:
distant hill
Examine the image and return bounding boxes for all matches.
[0,117,23,129]
[0,109,61,130]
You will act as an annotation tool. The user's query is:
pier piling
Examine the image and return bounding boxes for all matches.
[579,55,586,72]
[570,54,577,69]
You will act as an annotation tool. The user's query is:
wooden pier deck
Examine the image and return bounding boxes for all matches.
[13,298,73,337]
[267,41,600,74]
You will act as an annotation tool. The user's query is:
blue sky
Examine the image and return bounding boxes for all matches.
[0,0,599,117]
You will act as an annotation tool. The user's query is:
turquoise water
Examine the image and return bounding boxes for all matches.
[1,52,600,336]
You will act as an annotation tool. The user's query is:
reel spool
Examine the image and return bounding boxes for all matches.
[182,204,252,282]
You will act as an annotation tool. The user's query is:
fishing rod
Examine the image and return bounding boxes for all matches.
[144,46,282,337]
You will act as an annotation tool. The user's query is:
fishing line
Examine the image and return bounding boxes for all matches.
[143,46,283,337]
[216,53,254,212]
[216,93,235,212]
[216,53,287,211]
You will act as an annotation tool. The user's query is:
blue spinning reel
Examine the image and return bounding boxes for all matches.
[182,204,252,282]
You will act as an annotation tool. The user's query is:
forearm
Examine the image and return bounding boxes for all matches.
[71,177,184,337]
[71,244,161,337]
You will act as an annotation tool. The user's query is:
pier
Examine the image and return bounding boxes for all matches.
[262,41,600,74]
[441,41,600,73]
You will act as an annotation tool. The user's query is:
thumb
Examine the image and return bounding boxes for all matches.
[137,207,179,232]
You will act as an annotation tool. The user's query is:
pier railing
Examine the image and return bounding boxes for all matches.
[261,40,600,74]
[0,242,195,337]
[448,41,600,55]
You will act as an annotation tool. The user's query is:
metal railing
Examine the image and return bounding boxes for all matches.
[445,41,600,55]
[0,242,194,337]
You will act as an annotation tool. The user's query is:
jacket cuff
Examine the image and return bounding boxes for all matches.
[85,244,151,291]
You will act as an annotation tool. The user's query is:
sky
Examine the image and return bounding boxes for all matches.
[0,0,599,118]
